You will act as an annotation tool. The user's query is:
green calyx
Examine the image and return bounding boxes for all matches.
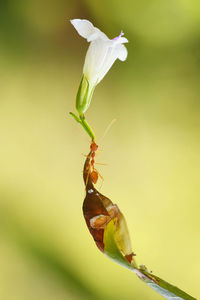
[70,75,97,140]
[70,75,96,140]
[76,76,95,115]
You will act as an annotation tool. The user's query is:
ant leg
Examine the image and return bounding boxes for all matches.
[93,168,104,189]
[95,149,103,157]
[81,153,91,159]
[94,168,104,180]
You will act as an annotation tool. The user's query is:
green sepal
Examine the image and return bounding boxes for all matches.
[76,76,95,115]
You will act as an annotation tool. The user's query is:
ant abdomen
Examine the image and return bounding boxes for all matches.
[91,170,98,184]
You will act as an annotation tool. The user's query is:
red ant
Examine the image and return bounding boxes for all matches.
[88,141,103,184]
[86,119,116,185]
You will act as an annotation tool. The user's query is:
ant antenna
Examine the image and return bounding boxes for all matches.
[99,118,116,144]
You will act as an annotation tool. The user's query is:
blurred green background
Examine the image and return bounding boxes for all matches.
[0,0,200,299]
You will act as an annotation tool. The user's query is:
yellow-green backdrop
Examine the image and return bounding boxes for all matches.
[0,0,200,299]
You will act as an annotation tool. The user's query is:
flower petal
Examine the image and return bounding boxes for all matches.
[70,19,108,42]
[114,37,129,44]
[70,19,95,39]
[116,44,128,61]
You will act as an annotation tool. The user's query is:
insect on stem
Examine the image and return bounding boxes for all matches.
[84,141,105,186]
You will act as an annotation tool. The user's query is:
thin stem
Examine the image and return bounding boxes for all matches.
[79,115,95,141]
[69,112,96,141]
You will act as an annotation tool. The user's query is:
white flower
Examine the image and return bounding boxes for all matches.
[71,19,128,86]
[70,19,128,115]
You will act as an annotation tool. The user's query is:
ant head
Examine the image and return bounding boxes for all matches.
[90,141,98,152]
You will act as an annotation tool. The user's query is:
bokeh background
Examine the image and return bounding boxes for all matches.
[0,0,200,299]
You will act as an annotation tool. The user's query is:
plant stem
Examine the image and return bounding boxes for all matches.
[69,112,95,141]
